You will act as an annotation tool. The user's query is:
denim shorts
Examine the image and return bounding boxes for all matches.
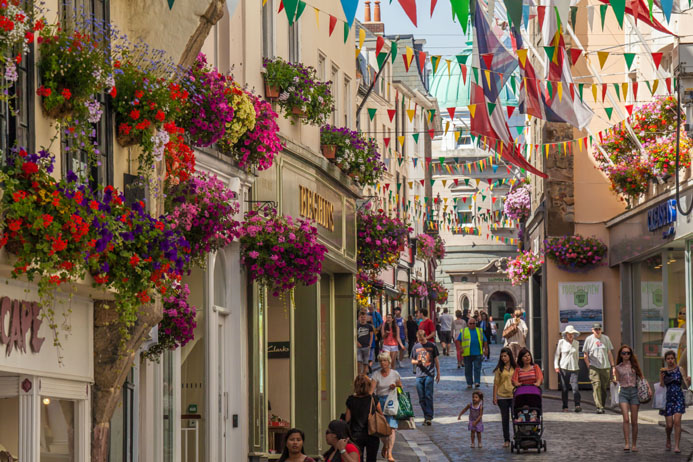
[382,344,399,352]
[618,386,639,405]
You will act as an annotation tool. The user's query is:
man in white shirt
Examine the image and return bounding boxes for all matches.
[438,308,454,356]
[582,322,615,414]
[554,325,582,412]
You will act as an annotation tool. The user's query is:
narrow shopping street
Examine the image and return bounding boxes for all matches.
[389,345,693,462]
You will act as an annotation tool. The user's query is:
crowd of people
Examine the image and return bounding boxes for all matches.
[278,307,690,462]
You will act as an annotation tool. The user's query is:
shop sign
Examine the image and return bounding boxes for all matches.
[558,282,603,333]
[0,297,45,355]
[299,185,334,231]
[647,199,676,232]
[268,341,290,358]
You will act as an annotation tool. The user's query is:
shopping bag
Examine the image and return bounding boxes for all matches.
[652,383,667,410]
[395,388,415,420]
[683,387,693,407]
[384,389,399,416]
[610,382,620,407]
[397,417,416,430]
[637,376,652,404]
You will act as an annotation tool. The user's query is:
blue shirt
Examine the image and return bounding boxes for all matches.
[467,329,487,356]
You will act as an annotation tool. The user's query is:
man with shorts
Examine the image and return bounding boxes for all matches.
[356,310,374,375]
[439,308,454,356]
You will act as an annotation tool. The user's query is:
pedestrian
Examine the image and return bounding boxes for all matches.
[503,306,514,324]
[417,309,436,342]
[323,420,360,462]
[660,350,691,453]
[613,345,651,452]
[462,308,470,324]
[511,348,543,387]
[479,312,493,360]
[406,315,418,359]
[394,307,407,366]
[490,318,498,345]
[493,347,517,448]
[367,306,383,373]
[371,352,402,462]
[411,329,441,425]
[459,317,488,389]
[582,322,615,414]
[279,428,316,462]
[458,391,484,448]
[502,309,528,361]
[452,310,467,369]
[435,309,442,345]
[554,325,582,413]
[345,374,381,462]
[380,314,405,372]
[439,307,454,356]
[356,311,374,375]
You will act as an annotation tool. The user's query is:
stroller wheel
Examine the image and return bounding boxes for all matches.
[543,440,547,452]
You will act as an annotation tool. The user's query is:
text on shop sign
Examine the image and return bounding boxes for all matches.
[0,297,45,355]
[300,185,335,231]
[647,199,677,232]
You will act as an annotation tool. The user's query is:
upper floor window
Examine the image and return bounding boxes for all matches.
[262,0,275,59]
[330,65,339,126]
[0,46,34,157]
[288,21,300,62]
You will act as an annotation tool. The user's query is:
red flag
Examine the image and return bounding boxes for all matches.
[506,105,516,118]
[570,48,582,66]
[430,0,438,16]
[387,109,396,122]
[633,81,639,100]
[384,137,391,148]
[481,53,494,69]
[420,179,425,186]
[447,107,456,119]
[625,104,634,116]
[454,179,459,186]
[398,0,418,26]
[428,129,435,139]
[652,52,663,69]
[402,54,411,72]
[666,77,672,94]
[460,64,468,83]
[376,36,385,56]
[328,15,337,36]
[418,51,427,73]
[601,83,608,102]
[569,83,575,100]
[537,5,546,29]
[278,0,284,13]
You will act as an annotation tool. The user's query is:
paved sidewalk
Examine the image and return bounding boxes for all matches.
[390,343,693,462]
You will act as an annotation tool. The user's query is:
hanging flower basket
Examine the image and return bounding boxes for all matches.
[357,208,411,277]
[544,235,607,271]
[503,251,544,286]
[291,106,306,118]
[409,279,428,299]
[320,125,385,187]
[320,144,337,159]
[426,280,448,305]
[264,79,280,99]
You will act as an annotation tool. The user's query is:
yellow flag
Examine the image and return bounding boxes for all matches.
[263,0,268,5]
[484,69,492,88]
[468,104,477,118]
[406,109,415,122]
[545,144,549,158]
[444,121,450,135]
[597,51,609,69]
[446,59,452,76]
[557,81,563,101]
[592,84,598,102]
[622,82,628,99]
[517,49,527,67]
[359,28,365,50]
[406,46,414,67]
[408,181,413,188]
[652,79,659,95]
[454,131,460,143]
[442,180,447,187]
[397,135,405,147]
[432,55,441,74]
[314,7,319,27]
[475,179,480,187]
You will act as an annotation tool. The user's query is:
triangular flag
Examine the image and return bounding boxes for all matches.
[506,105,516,118]
[651,52,663,70]
[460,64,468,83]
[517,49,528,68]
[544,46,556,62]
[597,51,609,69]
[367,108,377,120]
[632,81,639,100]
[340,0,358,27]
[468,104,477,118]
[609,0,626,28]
[295,1,307,20]
[621,82,629,100]
[406,109,415,122]
[405,46,414,68]
[314,7,319,27]
[428,129,435,139]
[570,48,582,66]
[384,137,391,148]
[660,0,673,23]
[666,77,672,94]
[537,5,546,28]
[431,0,438,16]
[328,14,337,36]
[601,83,608,102]
[283,0,299,25]
[481,53,494,69]
[412,133,419,143]
[605,107,613,119]
[398,0,418,26]
[391,42,398,63]
[652,79,660,95]
[487,103,496,115]
[592,84,598,102]
[450,0,470,33]
[418,51,427,73]
[447,107,456,119]
[344,22,349,43]
[397,135,405,147]
[570,5,578,29]
[613,83,620,100]
[431,55,441,74]
[624,52,635,70]
[387,109,396,122]
[600,4,608,30]
[625,104,634,116]
[376,36,385,56]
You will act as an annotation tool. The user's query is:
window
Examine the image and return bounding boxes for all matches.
[343,76,351,127]
[109,368,136,462]
[288,21,300,62]
[262,0,275,59]
[0,31,35,155]
[457,196,474,225]
[318,52,326,81]
[460,295,470,311]
[330,65,339,125]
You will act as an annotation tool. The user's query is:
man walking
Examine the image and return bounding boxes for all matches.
[582,322,615,414]
[367,305,383,372]
[417,309,436,342]
[459,318,488,388]
[394,306,407,367]
[411,329,441,426]
[438,308,454,356]
[356,310,374,375]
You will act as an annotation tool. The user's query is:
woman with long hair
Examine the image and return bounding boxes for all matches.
[371,352,402,462]
[511,348,543,387]
[323,420,360,462]
[660,350,691,453]
[278,429,315,462]
[493,347,517,448]
[381,313,404,367]
[345,374,381,462]
[614,344,651,452]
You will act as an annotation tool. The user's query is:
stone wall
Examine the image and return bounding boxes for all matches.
[543,122,575,237]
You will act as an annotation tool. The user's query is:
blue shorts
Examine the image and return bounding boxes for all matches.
[379,395,399,427]
[619,386,639,405]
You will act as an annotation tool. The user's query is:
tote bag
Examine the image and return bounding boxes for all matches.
[396,388,415,420]
[383,389,399,416]
[368,397,392,437]
[636,376,652,404]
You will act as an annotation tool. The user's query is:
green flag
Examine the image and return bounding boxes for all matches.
[377,52,387,70]
[609,0,626,28]
[295,1,307,21]
[578,83,584,100]
[613,83,620,100]
[487,103,496,115]
[504,0,523,28]
[472,66,479,83]
[605,107,613,120]
[412,133,419,143]
[284,0,300,25]
[450,0,471,33]
[624,53,635,70]
[344,21,350,43]
[391,41,398,63]
[600,4,608,30]
[544,46,555,61]
[570,6,578,29]
[367,108,377,121]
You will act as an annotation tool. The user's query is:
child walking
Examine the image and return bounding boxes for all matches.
[458,391,484,448]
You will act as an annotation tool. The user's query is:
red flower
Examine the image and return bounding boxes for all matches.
[33,19,45,31]
[137,291,151,303]
[74,191,84,205]
[8,219,22,232]
[12,191,26,202]
[129,254,140,267]
[155,110,166,122]
[109,86,117,98]
[22,162,38,176]
[52,237,67,253]
[36,86,51,97]
[118,123,132,135]
[42,214,54,227]
[61,88,72,100]
[129,109,140,120]
[114,60,121,68]
[135,89,144,99]
[93,274,109,284]
[89,200,99,210]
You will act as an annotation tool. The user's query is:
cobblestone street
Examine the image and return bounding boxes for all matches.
[388,345,693,462]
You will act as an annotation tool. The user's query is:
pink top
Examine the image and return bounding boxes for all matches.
[383,324,398,346]
[615,363,637,388]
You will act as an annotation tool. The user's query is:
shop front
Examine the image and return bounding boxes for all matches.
[249,144,360,461]
[0,277,93,462]
[609,192,693,385]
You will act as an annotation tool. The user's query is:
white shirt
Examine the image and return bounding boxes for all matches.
[503,318,528,346]
[554,338,580,371]
[371,369,401,397]
[583,334,614,369]
[439,313,454,331]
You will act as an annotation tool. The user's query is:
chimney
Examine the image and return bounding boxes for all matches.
[364,0,385,35]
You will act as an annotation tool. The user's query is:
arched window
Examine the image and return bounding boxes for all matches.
[460,295,470,311]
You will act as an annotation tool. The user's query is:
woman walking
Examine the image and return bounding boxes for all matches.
[323,420,360,462]
[406,315,418,358]
[554,325,582,412]
[660,350,691,453]
[345,375,381,462]
[381,314,405,367]
[493,347,516,448]
[279,429,316,462]
[452,310,466,369]
[503,309,528,361]
[371,352,402,462]
[479,312,493,360]
[614,345,651,452]
[512,348,543,387]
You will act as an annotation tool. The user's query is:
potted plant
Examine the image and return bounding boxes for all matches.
[222,79,257,146]
[544,235,607,271]
[504,185,531,222]
[320,124,385,186]
[416,233,436,260]
[143,283,197,361]
[262,57,334,125]
[426,280,448,305]
[1,3,39,103]
[503,251,544,286]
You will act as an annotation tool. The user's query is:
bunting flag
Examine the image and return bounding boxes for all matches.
[328,14,337,36]
[367,108,377,121]
[651,52,663,69]
[387,109,396,122]
[596,0,673,35]
[597,51,609,69]
[398,0,418,26]
[447,107,456,119]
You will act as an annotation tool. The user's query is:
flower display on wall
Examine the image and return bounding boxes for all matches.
[239,208,328,297]
[416,233,436,260]
[410,279,428,299]
[544,235,607,271]
[357,208,411,276]
[143,283,197,361]
[426,280,448,305]
[503,185,531,222]
[433,235,446,261]
[320,124,385,186]
[503,251,544,286]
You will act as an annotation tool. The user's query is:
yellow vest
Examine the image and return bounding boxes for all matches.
[460,327,484,356]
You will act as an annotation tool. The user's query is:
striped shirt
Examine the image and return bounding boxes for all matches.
[512,364,543,385]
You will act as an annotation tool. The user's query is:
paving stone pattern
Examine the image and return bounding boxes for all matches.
[387,344,693,462]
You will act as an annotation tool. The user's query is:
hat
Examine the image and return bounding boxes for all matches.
[592,322,603,329]
[562,325,580,335]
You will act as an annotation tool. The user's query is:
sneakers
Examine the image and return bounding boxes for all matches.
[575,406,582,413]
[475,383,481,388]
[596,408,605,414]
[423,419,432,426]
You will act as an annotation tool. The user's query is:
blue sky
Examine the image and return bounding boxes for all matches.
[355,1,470,55]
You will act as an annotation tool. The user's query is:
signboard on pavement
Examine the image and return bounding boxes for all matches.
[558,282,603,333]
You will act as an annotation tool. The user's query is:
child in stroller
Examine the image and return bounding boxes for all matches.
[511,385,546,453]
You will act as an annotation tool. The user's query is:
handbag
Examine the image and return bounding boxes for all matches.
[636,376,652,404]
[395,388,414,420]
[683,386,693,407]
[610,382,620,407]
[502,322,518,339]
[652,383,667,410]
[383,389,399,416]
[367,397,392,437]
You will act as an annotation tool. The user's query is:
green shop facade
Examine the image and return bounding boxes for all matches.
[248,139,360,460]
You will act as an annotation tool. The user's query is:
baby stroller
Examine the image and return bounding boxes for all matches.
[510,385,546,453]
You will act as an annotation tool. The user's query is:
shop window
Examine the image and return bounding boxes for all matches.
[0,397,19,459]
[40,398,76,461]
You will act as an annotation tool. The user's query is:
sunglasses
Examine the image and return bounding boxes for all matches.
[621,351,632,356]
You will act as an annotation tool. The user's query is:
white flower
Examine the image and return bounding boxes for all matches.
[4,61,18,82]
[151,128,170,162]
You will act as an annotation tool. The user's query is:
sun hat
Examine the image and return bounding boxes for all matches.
[562,325,580,335]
